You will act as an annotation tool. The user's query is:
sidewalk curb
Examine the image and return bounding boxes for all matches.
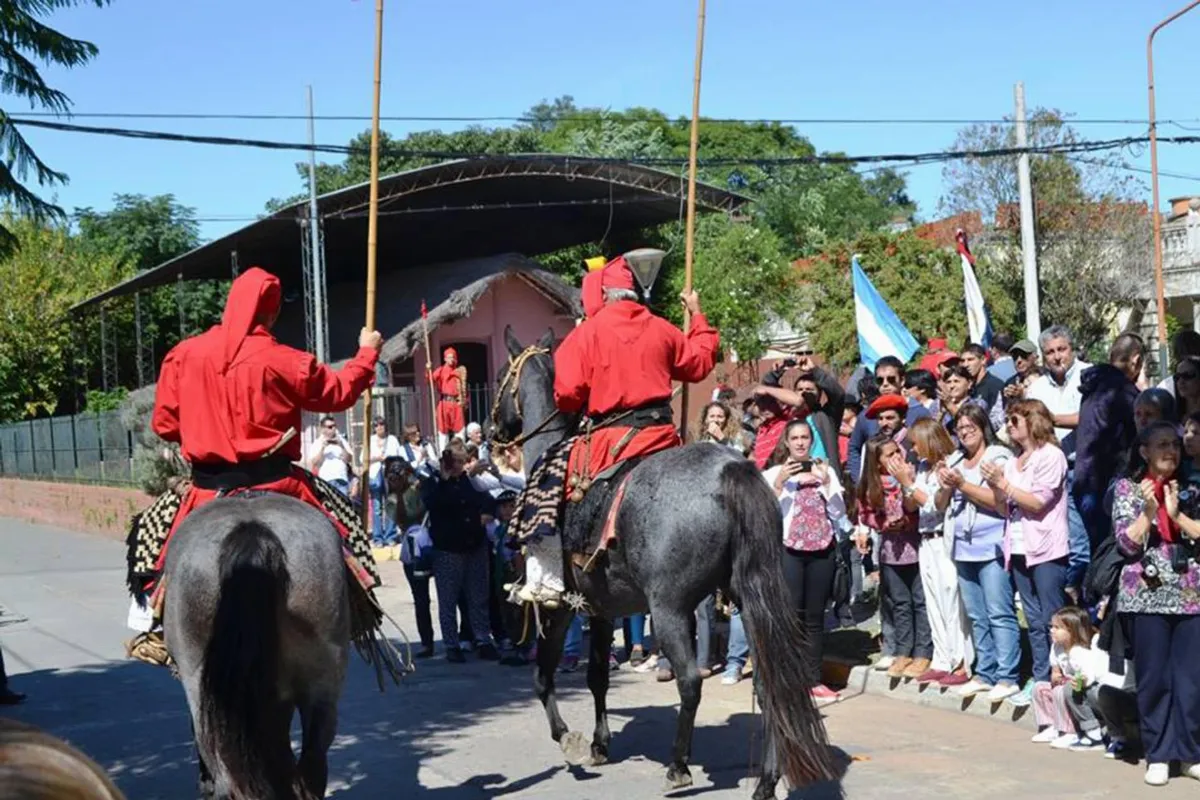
[842,665,1038,731]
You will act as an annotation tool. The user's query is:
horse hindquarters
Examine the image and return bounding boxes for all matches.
[721,460,840,793]
[198,520,297,800]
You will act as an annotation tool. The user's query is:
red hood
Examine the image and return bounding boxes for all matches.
[220,267,281,371]
[593,300,653,343]
[581,256,636,318]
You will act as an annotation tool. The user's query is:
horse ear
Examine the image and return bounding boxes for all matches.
[504,325,523,357]
[537,328,556,351]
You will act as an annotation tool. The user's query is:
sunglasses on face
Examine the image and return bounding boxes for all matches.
[878,374,901,385]
[1006,416,1024,427]
[1178,371,1199,381]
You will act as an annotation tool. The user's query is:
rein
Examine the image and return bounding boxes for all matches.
[490,345,562,449]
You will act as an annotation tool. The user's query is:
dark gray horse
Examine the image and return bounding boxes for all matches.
[163,494,350,800]
[495,327,839,799]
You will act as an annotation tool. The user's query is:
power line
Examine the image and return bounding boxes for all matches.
[5,111,1191,126]
[12,116,1200,168]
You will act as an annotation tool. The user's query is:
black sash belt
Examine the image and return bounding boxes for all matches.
[191,455,294,492]
[590,402,674,431]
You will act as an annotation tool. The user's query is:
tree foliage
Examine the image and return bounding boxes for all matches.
[939,109,1150,353]
[0,0,110,256]
[802,232,1019,370]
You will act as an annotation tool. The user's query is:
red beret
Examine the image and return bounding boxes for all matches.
[866,394,909,420]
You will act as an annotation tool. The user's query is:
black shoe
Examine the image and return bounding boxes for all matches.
[446,648,466,664]
[476,643,501,661]
[0,689,26,706]
[415,645,435,659]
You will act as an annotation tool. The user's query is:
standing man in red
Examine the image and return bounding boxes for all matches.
[514,256,720,607]
[430,347,467,450]
[125,266,383,662]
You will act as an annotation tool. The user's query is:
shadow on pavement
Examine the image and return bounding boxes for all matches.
[0,646,585,799]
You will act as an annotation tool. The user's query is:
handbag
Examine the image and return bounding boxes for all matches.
[830,536,853,606]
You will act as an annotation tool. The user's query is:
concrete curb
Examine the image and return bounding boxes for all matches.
[842,665,1038,731]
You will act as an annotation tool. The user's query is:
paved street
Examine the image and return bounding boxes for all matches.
[0,518,1188,798]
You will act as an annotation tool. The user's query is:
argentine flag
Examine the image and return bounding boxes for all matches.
[852,256,919,369]
[956,229,992,348]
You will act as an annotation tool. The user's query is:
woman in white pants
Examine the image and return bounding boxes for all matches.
[891,418,973,684]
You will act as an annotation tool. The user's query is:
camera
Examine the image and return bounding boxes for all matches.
[782,358,798,369]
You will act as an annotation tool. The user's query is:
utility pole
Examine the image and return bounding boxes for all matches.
[1014,82,1041,343]
[306,85,328,364]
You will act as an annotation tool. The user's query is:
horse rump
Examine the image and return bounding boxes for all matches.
[198,519,296,799]
[721,458,840,789]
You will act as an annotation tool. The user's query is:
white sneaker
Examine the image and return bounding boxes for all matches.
[1145,763,1170,786]
[986,682,1020,703]
[720,672,740,686]
[957,679,993,697]
[1050,734,1079,750]
[1182,762,1200,781]
[874,656,895,672]
[1030,727,1060,744]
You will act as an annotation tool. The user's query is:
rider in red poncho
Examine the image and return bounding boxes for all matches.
[514,255,720,607]
[126,267,383,655]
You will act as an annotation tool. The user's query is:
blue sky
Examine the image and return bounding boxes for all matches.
[21,0,1200,240]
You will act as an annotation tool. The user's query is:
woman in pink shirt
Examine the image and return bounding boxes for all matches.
[981,399,1070,707]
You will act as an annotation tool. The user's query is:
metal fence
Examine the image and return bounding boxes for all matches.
[0,411,134,485]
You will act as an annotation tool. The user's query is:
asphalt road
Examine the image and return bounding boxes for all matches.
[0,519,1185,798]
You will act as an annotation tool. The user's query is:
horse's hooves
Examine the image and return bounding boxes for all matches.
[664,765,693,792]
[560,731,591,765]
[589,745,609,767]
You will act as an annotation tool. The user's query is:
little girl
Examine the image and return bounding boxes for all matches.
[857,434,929,679]
[1031,606,1101,749]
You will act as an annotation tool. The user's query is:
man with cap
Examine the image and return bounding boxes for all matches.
[430,347,467,450]
[512,255,720,608]
[1002,339,1042,407]
[125,266,384,662]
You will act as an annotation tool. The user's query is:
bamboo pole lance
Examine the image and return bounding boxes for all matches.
[422,301,439,447]
[679,0,706,441]
[360,0,385,526]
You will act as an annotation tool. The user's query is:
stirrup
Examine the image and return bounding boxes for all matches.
[125,631,173,668]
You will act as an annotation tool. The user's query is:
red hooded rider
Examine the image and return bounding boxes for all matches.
[126,267,383,656]
[514,255,720,607]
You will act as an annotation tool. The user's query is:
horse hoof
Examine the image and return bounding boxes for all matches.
[590,744,608,767]
[560,731,591,765]
[664,765,693,792]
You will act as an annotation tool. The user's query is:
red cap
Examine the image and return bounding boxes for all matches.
[581,256,636,318]
[866,394,909,420]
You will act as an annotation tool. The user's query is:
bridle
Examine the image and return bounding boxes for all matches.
[490,345,563,448]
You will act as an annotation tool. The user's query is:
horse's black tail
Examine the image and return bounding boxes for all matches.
[199,520,295,799]
[722,459,840,789]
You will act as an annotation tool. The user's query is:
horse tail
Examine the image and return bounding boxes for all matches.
[722,458,839,788]
[198,519,295,799]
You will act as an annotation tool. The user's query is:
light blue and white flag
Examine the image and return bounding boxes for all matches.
[852,255,919,369]
[956,229,992,348]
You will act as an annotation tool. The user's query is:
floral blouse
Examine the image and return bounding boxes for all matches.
[1113,476,1200,616]
[761,464,851,552]
[858,476,920,566]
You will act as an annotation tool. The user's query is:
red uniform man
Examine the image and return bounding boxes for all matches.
[429,347,467,449]
[127,267,383,646]
[515,256,720,606]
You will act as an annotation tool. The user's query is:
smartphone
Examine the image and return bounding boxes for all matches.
[797,460,813,473]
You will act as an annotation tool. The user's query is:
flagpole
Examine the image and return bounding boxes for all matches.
[679,0,706,442]
[421,301,439,447]
[359,0,385,526]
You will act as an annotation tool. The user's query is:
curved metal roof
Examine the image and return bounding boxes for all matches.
[72,154,748,311]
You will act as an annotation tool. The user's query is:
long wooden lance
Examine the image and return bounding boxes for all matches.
[679,0,707,442]
[421,300,439,446]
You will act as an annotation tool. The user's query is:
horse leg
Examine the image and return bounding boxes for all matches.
[297,696,338,800]
[182,675,226,800]
[753,675,781,800]
[585,616,614,766]
[654,607,703,791]
[534,608,578,758]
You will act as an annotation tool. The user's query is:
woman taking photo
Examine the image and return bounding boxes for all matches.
[981,399,1069,708]
[1112,421,1200,786]
[761,418,851,701]
[937,404,1020,699]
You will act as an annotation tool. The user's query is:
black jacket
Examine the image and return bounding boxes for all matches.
[423,475,492,553]
[1074,364,1139,498]
[764,365,846,473]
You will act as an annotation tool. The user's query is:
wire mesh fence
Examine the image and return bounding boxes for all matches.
[0,411,134,485]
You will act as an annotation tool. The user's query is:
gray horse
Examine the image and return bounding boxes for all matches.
[496,327,840,799]
[163,493,350,800]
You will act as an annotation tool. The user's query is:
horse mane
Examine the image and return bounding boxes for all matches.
[0,718,126,800]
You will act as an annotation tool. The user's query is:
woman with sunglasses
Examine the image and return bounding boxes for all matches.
[981,399,1070,707]
[1174,356,1200,421]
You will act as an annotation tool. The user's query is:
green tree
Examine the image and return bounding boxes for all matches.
[802,231,1018,370]
[0,0,110,256]
[0,215,128,420]
[939,109,1149,353]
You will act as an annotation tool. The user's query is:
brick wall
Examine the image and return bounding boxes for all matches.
[0,478,149,541]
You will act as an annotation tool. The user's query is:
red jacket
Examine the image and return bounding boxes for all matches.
[151,267,377,465]
[554,300,719,417]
